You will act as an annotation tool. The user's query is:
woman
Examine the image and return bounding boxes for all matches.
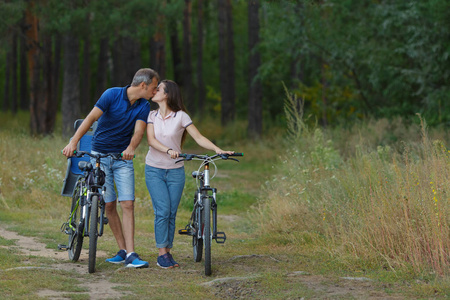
[145,80,233,269]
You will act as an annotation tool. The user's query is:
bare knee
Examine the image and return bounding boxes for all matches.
[105,201,117,215]
[120,200,134,212]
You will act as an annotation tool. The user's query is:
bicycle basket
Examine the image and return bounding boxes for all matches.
[87,169,106,186]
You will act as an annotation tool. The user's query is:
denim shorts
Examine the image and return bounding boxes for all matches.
[91,151,135,203]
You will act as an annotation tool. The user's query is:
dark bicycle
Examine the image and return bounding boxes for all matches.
[58,151,121,273]
[178,152,243,276]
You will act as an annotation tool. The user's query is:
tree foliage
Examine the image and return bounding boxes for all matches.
[1,0,450,135]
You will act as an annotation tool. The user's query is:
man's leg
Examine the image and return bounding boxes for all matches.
[119,200,135,253]
[113,158,147,268]
[105,201,127,251]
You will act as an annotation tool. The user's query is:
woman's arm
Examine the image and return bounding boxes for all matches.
[147,123,179,158]
[186,124,233,154]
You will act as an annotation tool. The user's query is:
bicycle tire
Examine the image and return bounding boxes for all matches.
[88,195,99,273]
[68,183,84,262]
[193,194,203,262]
[203,196,212,276]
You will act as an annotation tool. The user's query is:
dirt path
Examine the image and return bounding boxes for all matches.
[0,225,408,299]
[0,226,130,299]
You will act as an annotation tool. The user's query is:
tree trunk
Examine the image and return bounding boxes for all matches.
[196,0,206,116]
[123,37,141,85]
[247,0,262,139]
[24,1,45,135]
[218,0,228,124]
[150,12,166,80]
[225,0,235,120]
[43,35,57,133]
[11,32,18,114]
[80,35,91,114]
[96,38,109,99]
[3,44,11,112]
[111,38,122,87]
[52,34,62,111]
[170,22,182,86]
[183,0,195,113]
[112,37,141,86]
[218,0,235,125]
[19,17,28,111]
[61,34,81,138]
[321,59,328,127]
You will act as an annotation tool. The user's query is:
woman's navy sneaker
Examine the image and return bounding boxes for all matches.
[157,253,174,269]
[167,252,179,267]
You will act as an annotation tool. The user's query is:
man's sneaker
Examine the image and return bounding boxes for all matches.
[157,253,174,269]
[125,252,149,268]
[105,249,126,264]
[166,252,179,267]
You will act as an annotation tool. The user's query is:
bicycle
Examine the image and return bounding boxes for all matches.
[58,151,121,273]
[177,152,243,276]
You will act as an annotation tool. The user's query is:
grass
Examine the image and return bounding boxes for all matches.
[0,110,449,298]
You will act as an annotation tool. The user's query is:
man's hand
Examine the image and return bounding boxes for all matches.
[62,142,77,158]
[121,146,136,160]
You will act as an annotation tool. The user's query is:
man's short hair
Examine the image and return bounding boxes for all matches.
[131,68,160,86]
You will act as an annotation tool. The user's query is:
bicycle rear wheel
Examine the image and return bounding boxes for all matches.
[193,194,203,262]
[88,195,99,273]
[203,196,211,276]
[68,184,84,262]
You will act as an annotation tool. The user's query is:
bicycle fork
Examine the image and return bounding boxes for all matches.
[84,188,107,237]
[199,189,226,244]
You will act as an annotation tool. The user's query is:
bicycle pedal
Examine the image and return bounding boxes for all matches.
[214,231,226,244]
[178,228,192,235]
[58,244,68,251]
[103,217,109,225]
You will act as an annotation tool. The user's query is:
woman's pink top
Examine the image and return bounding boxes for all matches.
[145,109,192,169]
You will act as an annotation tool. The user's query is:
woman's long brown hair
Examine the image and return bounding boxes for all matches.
[161,80,188,147]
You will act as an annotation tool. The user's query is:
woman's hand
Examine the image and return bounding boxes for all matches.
[167,149,180,159]
[215,148,234,155]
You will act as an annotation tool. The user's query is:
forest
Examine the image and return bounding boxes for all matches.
[1,1,450,296]
[1,0,450,137]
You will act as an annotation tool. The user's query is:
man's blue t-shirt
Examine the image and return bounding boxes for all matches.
[92,85,151,153]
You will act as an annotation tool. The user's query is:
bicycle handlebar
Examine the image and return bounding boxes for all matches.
[73,151,123,160]
[62,150,135,159]
[176,152,243,163]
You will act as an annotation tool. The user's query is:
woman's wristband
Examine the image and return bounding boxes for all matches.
[166,148,172,154]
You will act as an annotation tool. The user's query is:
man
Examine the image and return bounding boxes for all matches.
[62,68,159,268]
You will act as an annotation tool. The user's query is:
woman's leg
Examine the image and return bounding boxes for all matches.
[166,166,186,249]
[145,165,171,250]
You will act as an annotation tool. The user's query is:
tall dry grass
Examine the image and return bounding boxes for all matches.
[255,91,450,275]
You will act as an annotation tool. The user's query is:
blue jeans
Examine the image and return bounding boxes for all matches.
[91,151,135,203]
[145,165,185,249]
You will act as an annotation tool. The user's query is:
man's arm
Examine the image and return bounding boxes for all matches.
[122,119,147,160]
[62,107,103,157]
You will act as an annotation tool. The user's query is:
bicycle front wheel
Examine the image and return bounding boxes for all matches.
[203,196,211,276]
[193,194,203,262]
[68,184,84,262]
[88,195,99,273]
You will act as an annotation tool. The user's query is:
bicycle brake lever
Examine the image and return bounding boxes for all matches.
[219,154,239,162]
